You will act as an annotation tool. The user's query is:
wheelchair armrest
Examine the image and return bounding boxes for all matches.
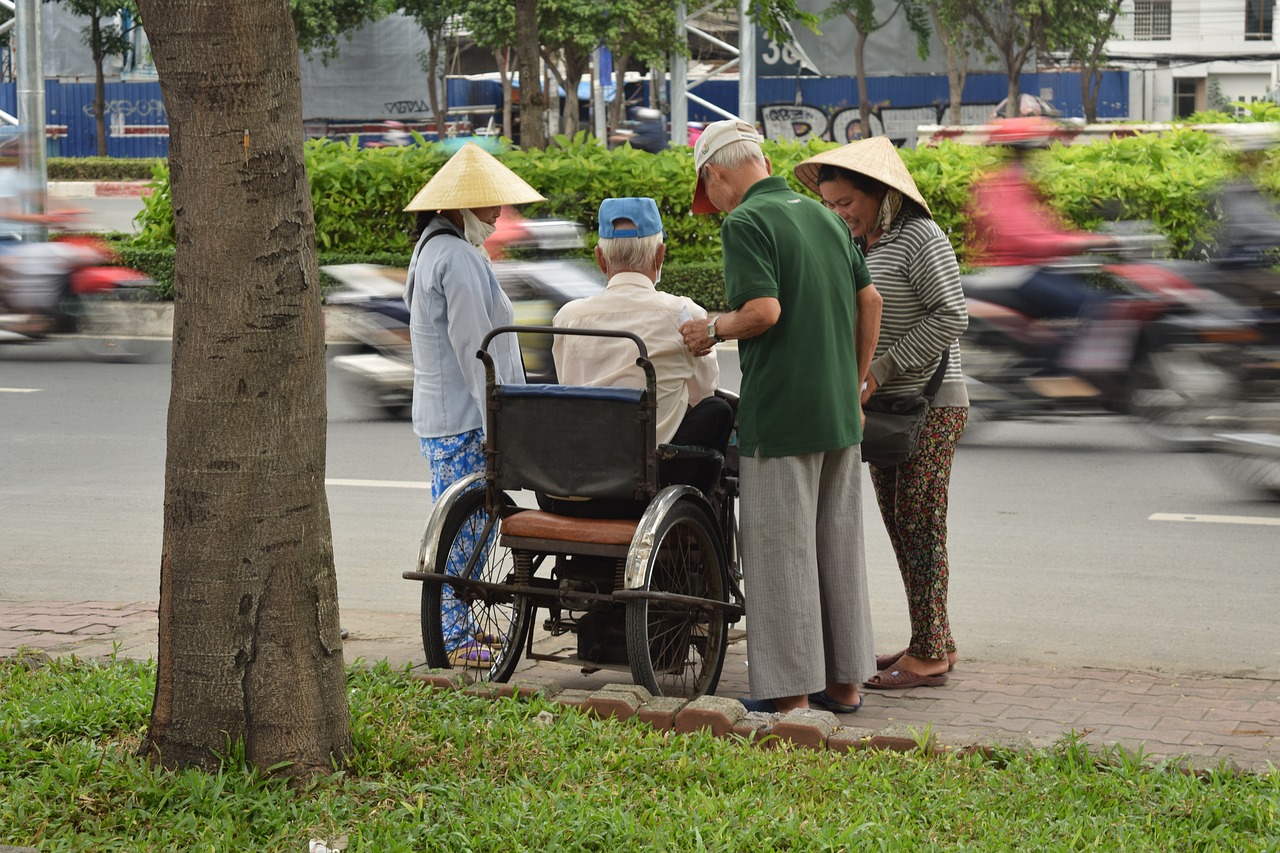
[657,443,725,463]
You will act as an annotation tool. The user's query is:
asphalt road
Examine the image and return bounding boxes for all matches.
[3,341,1279,679]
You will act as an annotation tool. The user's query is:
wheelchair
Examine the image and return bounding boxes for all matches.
[404,325,744,699]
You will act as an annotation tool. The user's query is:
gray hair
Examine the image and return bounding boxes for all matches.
[597,231,664,271]
[704,138,765,172]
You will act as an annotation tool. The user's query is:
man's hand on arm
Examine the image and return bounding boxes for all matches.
[680,297,781,357]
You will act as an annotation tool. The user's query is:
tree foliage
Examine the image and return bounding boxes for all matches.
[928,0,985,123]
[400,0,453,132]
[289,0,394,58]
[1055,0,1123,122]
[948,0,1127,116]
[823,0,931,138]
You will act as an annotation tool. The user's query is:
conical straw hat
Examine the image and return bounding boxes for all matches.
[404,141,546,211]
[794,137,930,217]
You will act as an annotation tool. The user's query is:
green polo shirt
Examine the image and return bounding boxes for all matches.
[721,176,872,457]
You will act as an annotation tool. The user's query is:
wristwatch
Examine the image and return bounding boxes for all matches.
[707,318,721,344]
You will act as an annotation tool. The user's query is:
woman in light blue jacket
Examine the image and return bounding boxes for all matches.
[403,142,544,665]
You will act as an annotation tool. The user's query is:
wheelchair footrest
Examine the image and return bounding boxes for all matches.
[500,510,638,545]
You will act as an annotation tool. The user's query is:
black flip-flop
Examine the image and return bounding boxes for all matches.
[808,690,862,713]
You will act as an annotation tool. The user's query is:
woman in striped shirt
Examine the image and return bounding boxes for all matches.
[795,138,969,691]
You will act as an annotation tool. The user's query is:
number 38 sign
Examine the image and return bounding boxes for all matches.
[757,27,806,76]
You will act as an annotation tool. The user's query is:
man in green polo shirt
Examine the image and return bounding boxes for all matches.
[680,119,882,715]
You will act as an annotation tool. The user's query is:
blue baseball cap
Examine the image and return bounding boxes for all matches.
[598,197,664,239]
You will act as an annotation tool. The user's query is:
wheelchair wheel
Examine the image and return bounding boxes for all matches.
[422,488,531,683]
[625,500,729,699]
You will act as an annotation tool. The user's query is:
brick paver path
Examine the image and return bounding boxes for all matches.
[3,600,1276,773]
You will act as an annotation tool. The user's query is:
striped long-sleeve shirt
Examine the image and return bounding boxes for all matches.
[863,212,970,409]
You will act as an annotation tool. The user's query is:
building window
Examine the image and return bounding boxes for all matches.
[1246,0,1274,40]
[1133,0,1172,40]
[1174,79,1200,118]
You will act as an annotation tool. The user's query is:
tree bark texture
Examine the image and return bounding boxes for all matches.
[135,0,351,775]
[515,0,546,149]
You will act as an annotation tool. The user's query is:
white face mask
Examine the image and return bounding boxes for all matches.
[462,208,498,248]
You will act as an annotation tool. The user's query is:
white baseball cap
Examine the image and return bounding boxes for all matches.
[691,119,762,214]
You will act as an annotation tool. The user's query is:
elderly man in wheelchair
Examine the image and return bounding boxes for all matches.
[405,197,740,699]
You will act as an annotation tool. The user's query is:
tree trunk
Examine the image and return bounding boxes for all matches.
[495,48,514,140]
[425,40,443,132]
[854,28,870,138]
[92,15,108,156]
[134,0,350,777]
[610,52,630,137]
[514,0,545,148]
[1082,66,1098,123]
[930,1,966,124]
[560,51,589,138]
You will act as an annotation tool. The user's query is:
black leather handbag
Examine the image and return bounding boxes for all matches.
[860,351,949,469]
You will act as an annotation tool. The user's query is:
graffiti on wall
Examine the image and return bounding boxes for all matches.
[81,98,169,138]
[760,102,999,146]
[81,98,167,119]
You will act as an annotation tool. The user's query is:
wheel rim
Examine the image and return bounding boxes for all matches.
[424,491,529,681]
[627,504,727,698]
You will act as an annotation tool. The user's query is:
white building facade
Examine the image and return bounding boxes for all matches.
[1109,0,1280,120]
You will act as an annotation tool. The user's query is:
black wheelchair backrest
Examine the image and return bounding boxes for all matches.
[480,326,659,502]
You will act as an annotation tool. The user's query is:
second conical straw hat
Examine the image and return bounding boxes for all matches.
[793,137,930,217]
[404,141,546,211]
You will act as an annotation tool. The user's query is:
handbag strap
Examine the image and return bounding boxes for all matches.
[923,349,950,401]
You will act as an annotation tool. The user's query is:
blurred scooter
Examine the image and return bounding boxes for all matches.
[0,225,162,361]
[326,212,599,419]
[1212,418,1280,501]
[961,226,1261,446]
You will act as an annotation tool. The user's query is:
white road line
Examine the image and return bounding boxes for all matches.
[325,478,428,490]
[0,388,40,393]
[1150,512,1280,527]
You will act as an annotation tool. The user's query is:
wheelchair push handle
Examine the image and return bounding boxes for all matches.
[481,324,650,361]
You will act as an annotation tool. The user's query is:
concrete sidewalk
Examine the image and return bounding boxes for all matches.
[47,180,152,199]
[3,599,1277,773]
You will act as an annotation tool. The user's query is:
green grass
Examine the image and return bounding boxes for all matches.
[2,656,1277,851]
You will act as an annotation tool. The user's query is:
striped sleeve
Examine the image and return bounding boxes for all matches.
[866,216,968,397]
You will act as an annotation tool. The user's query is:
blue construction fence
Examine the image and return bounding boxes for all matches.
[3,70,1129,158]
[0,79,169,158]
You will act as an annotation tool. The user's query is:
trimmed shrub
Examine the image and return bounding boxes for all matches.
[127,128,1276,273]
[48,157,163,181]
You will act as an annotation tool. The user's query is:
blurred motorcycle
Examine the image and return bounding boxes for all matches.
[326,214,602,418]
[0,231,162,362]
[961,226,1262,445]
[1211,415,1280,501]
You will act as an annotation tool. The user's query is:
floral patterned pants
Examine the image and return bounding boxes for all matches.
[421,429,486,650]
[868,406,967,662]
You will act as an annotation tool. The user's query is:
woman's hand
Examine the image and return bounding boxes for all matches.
[861,374,878,404]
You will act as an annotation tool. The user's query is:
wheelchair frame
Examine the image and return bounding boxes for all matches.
[403,325,744,699]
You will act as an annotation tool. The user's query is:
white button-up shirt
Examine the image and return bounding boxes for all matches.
[551,271,719,445]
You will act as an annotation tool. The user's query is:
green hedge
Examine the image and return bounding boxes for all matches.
[48,157,163,181]
[129,128,1275,269]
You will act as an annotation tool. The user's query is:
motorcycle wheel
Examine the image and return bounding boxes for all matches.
[1128,346,1234,449]
[74,292,165,363]
[78,336,163,363]
[1219,453,1280,501]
